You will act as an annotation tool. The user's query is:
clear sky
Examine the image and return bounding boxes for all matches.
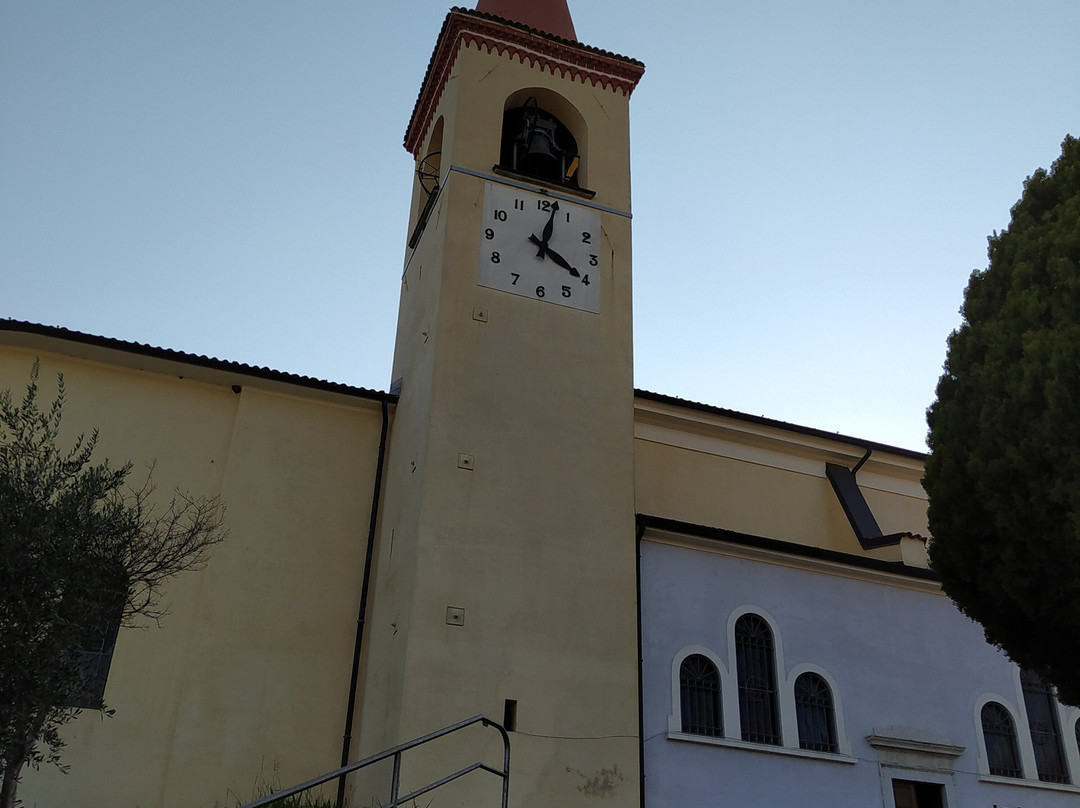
[2,1,1077,452]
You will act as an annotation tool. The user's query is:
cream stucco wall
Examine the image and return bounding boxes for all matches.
[2,338,387,808]
[634,397,929,558]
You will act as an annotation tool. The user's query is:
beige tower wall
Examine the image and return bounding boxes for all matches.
[356,24,642,808]
[2,338,387,808]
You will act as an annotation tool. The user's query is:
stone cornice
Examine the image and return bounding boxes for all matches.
[404,8,645,157]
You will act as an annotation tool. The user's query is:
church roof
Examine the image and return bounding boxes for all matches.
[0,319,392,403]
[635,388,927,461]
[1,320,925,461]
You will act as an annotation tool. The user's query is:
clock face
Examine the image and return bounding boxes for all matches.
[477,182,601,313]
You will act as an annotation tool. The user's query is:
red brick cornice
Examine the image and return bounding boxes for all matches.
[404,8,645,157]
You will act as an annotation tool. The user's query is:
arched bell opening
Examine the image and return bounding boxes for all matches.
[498,89,586,189]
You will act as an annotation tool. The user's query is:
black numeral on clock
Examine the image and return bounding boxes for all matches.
[535,286,546,298]
[561,286,571,298]
[494,210,507,221]
[514,199,524,210]
[581,231,592,244]
[510,272,520,285]
[491,251,500,264]
[485,228,494,240]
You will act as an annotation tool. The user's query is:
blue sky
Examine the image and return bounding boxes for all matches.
[2,1,1077,451]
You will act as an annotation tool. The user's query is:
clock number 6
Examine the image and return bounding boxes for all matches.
[535,286,546,298]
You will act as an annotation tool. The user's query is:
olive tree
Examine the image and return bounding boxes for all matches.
[0,362,227,807]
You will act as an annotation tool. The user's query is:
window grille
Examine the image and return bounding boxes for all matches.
[980,701,1022,777]
[679,654,722,736]
[1020,670,1069,783]
[794,672,837,752]
[734,613,780,745]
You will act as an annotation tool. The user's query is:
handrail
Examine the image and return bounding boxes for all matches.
[237,715,510,808]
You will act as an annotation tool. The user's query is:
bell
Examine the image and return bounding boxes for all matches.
[520,122,557,171]
[520,118,560,174]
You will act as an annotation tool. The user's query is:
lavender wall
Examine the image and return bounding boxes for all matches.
[640,538,1080,807]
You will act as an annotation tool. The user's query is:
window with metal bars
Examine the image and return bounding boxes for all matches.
[64,582,125,710]
[734,613,780,745]
[679,654,722,736]
[980,701,1022,778]
[793,672,837,752]
[1020,669,1069,783]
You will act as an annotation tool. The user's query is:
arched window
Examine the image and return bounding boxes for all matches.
[734,613,780,745]
[794,672,837,752]
[679,654,722,736]
[1020,670,1069,783]
[980,701,1022,778]
[499,97,580,187]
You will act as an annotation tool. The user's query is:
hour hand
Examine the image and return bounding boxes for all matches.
[541,245,580,278]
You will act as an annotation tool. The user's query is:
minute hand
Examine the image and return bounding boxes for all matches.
[528,236,580,278]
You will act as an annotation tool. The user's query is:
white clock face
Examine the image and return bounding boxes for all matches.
[477,182,601,313]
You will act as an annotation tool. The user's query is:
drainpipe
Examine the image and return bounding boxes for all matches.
[337,398,390,807]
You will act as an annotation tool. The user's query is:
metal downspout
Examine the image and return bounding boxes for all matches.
[337,397,390,807]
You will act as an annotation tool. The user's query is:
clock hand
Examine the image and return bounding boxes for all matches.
[540,245,580,278]
[527,235,580,278]
[533,202,560,257]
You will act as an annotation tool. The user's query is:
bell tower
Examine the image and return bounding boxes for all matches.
[357,3,645,806]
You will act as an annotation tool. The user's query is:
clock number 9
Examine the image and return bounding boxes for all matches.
[485,228,494,240]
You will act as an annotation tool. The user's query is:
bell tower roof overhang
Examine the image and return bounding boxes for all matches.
[404,7,644,157]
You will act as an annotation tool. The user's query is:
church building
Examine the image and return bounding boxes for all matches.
[3,2,1079,807]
